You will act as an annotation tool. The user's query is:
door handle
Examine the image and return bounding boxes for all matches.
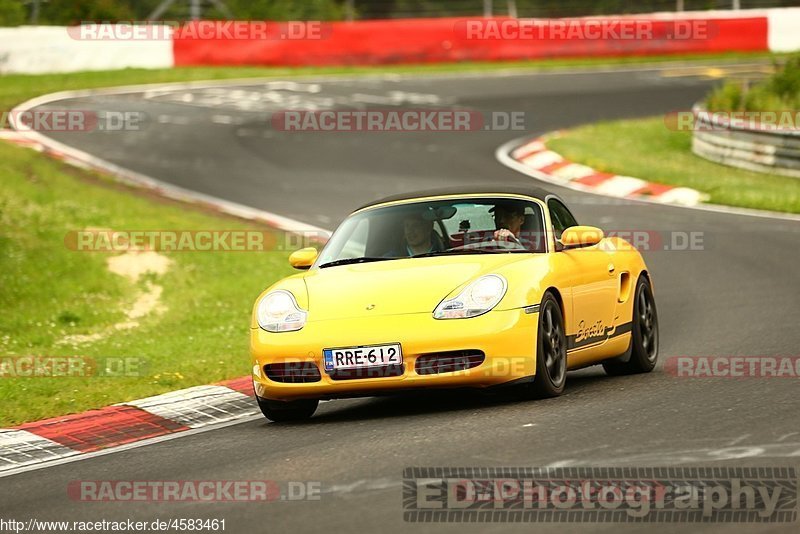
[607,263,615,274]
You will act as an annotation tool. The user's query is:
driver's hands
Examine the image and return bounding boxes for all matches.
[493,229,519,242]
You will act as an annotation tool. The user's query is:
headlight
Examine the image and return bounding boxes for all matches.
[256,290,307,332]
[433,274,507,319]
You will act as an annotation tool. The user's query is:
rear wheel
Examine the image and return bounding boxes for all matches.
[257,396,318,422]
[528,292,567,398]
[603,276,659,376]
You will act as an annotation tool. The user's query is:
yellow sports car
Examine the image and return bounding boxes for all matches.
[250,186,658,422]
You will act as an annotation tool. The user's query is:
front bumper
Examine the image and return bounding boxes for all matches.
[250,308,537,401]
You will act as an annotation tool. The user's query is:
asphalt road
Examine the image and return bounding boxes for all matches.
[3,62,799,532]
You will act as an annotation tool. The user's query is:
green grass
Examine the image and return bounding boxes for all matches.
[0,51,781,112]
[0,142,296,426]
[547,117,800,214]
[707,53,800,112]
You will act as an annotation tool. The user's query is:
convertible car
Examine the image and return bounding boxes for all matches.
[250,186,658,421]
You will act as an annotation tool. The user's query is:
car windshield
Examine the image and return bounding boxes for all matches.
[316,197,546,267]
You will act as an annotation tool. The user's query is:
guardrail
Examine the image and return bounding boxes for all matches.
[691,106,800,178]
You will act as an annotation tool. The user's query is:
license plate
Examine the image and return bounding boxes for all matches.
[323,343,403,372]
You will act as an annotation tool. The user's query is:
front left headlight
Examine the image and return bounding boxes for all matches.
[433,274,507,319]
[256,290,307,332]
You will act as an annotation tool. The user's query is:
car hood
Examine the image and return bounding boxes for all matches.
[301,254,533,321]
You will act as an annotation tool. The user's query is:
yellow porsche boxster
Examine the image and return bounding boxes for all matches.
[250,186,658,421]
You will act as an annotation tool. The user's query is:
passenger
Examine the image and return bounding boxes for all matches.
[387,213,444,257]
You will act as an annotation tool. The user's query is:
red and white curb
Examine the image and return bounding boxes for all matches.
[0,377,256,476]
[504,135,708,207]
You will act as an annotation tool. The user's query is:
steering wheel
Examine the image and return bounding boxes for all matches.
[481,239,526,251]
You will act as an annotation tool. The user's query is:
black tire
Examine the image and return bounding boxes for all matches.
[603,275,659,376]
[527,292,567,398]
[256,396,318,422]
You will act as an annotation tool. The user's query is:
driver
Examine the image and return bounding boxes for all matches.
[491,202,526,243]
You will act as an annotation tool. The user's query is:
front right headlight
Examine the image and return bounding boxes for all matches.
[256,290,307,332]
[433,274,507,319]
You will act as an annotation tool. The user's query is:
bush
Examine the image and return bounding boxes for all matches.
[0,0,25,26]
[707,54,800,112]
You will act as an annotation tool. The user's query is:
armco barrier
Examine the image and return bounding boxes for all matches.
[692,107,800,178]
[172,16,769,67]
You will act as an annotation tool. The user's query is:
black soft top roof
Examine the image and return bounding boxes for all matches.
[356,185,554,212]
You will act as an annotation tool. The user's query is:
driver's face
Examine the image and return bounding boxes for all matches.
[495,210,524,234]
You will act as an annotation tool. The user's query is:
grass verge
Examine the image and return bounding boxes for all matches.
[0,141,295,426]
[547,116,800,214]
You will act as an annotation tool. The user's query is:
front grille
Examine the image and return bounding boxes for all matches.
[328,364,405,381]
[415,350,485,375]
[264,362,321,383]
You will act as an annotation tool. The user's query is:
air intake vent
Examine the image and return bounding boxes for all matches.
[264,362,321,383]
[415,350,485,375]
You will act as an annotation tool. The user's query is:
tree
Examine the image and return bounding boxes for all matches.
[0,0,25,26]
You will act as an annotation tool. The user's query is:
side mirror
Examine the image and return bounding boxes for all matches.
[289,247,318,270]
[560,226,604,249]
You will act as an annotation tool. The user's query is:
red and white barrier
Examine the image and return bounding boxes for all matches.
[0,9,797,76]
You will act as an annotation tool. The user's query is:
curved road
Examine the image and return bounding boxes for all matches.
[3,62,799,532]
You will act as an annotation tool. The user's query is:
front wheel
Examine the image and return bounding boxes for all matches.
[257,396,318,422]
[603,275,659,376]
[527,292,567,398]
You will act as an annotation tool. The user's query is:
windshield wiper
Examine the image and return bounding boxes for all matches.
[318,257,393,269]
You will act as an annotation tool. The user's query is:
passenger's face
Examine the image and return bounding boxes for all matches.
[404,218,430,247]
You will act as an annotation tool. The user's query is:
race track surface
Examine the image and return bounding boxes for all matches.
[3,62,799,533]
